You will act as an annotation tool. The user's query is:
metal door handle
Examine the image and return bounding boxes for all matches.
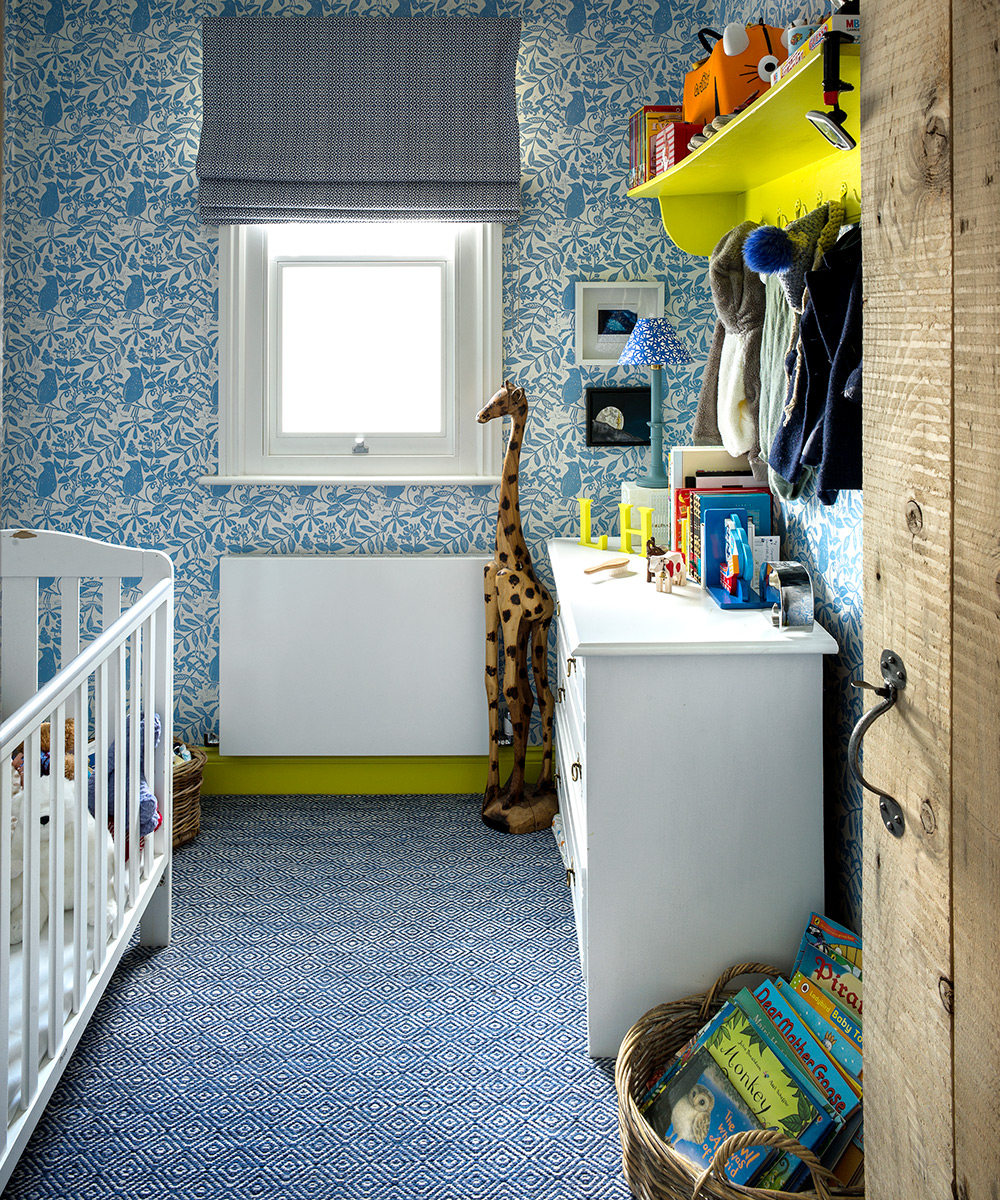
[848,649,907,838]
[566,657,576,676]
[571,759,582,782]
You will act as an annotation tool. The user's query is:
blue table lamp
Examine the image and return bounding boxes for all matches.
[618,317,692,488]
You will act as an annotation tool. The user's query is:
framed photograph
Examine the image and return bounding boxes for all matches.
[575,280,665,366]
[585,386,651,447]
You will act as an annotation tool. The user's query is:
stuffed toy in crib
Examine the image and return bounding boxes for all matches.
[9,730,116,946]
[39,717,76,781]
[88,712,162,838]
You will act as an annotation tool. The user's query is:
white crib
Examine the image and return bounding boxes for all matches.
[0,528,173,1189]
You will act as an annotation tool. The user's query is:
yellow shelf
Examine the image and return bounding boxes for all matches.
[629,44,860,255]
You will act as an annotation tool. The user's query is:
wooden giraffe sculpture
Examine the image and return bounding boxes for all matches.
[477,379,558,835]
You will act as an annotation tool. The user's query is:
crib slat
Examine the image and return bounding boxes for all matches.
[128,629,141,902]
[72,683,88,1014]
[21,729,42,1111]
[113,645,126,939]
[0,578,39,722]
[47,704,66,1062]
[140,599,172,948]
[101,578,122,632]
[141,614,155,879]
[92,663,109,977]
[59,578,81,671]
[0,755,11,1140]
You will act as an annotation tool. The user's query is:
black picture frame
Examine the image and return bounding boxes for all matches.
[585,386,651,447]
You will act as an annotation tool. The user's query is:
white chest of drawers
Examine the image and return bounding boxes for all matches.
[547,538,838,1058]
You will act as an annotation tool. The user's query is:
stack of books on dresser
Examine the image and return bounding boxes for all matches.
[668,446,776,589]
[639,912,864,1191]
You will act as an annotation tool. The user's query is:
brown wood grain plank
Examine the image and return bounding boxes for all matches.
[860,0,955,1193]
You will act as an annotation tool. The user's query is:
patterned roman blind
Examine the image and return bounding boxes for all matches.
[197,16,522,224]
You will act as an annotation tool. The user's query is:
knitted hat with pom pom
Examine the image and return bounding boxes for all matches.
[743,200,845,312]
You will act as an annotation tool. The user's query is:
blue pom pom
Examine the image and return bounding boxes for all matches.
[743,226,797,273]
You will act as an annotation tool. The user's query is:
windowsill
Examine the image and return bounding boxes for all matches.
[199,474,503,487]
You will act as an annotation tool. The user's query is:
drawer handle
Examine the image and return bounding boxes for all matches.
[566,657,576,676]
[558,686,565,704]
[553,769,561,787]
[571,759,582,782]
[566,862,575,887]
[556,601,561,617]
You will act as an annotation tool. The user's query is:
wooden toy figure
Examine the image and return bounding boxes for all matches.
[476,380,558,835]
[645,536,667,582]
[655,561,672,593]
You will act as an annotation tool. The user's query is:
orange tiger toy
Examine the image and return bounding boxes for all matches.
[682,23,790,126]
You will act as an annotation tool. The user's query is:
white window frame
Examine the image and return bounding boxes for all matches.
[214,223,503,483]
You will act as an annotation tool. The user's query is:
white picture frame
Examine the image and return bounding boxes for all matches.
[574,279,665,366]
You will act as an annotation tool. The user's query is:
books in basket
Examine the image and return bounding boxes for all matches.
[793,910,863,975]
[703,1003,832,1189]
[748,982,861,1118]
[634,911,865,1189]
[788,972,863,1059]
[778,976,863,1082]
[798,942,863,1025]
[642,1045,774,1185]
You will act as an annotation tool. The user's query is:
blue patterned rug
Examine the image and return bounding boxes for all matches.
[3,795,630,1199]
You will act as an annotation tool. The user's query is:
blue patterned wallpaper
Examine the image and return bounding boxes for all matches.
[1,0,862,924]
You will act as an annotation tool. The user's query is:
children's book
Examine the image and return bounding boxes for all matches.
[728,990,840,1117]
[690,490,772,585]
[702,1004,831,1188]
[667,446,751,554]
[793,912,863,975]
[831,1119,865,1186]
[789,973,863,1054]
[777,977,863,1082]
[643,1046,774,1185]
[638,1001,735,1113]
[673,485,769,562]
[799,945,863,1026]
[750,981,861,1118]
[628,105,682,187]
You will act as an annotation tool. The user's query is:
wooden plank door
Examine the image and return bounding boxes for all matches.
[861,1,1000,1196]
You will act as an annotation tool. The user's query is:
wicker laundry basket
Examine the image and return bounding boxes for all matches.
[172,742,206,848]
[614,962,864,1200]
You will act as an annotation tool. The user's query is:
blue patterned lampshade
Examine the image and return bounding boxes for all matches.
[617,317,692,366]
[618,317,691,488]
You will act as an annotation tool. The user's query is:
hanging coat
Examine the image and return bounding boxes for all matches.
[768,225,862,502]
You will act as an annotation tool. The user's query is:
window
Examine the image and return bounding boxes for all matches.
[217,222,502,481]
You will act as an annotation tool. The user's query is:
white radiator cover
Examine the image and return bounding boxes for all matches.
[220,555,491,756]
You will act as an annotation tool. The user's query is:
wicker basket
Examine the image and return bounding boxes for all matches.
[172,742,205,849]
[615,963,864,1200]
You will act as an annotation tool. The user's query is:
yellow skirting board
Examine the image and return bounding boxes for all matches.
[200,746,545,796]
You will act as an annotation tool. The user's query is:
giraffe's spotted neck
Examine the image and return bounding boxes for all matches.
[495,403,529,570]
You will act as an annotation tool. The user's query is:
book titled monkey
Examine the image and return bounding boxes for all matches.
[703,1005,833,1190]
[642,1046,773,1185]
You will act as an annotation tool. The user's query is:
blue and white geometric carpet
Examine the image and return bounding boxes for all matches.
[2,795,631,1199]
